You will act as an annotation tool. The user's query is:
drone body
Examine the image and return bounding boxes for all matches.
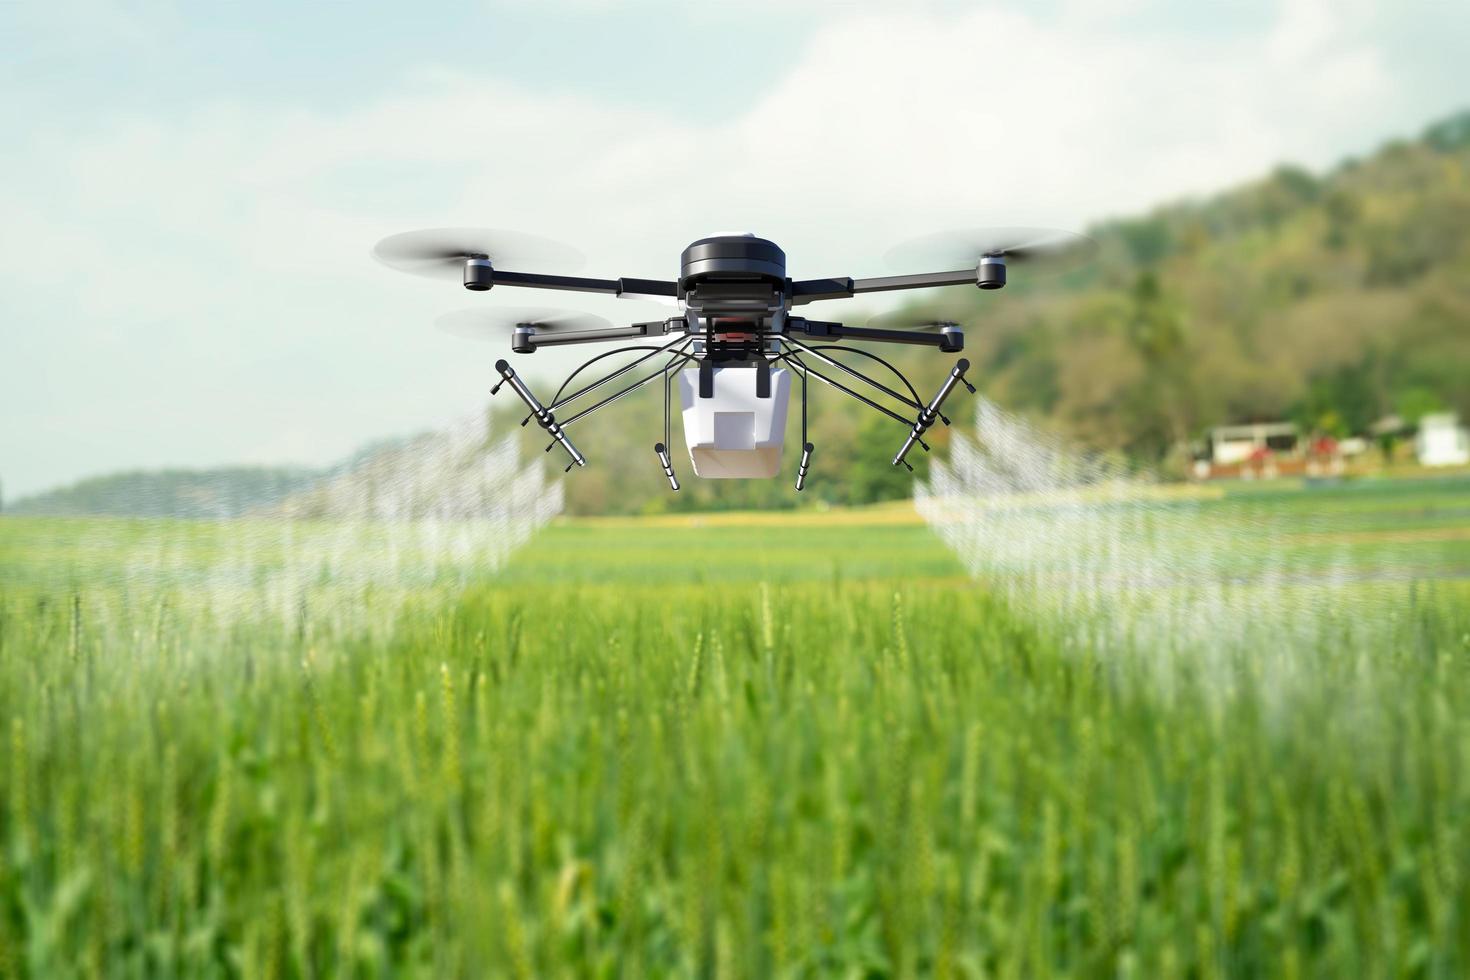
[374,228,1090,490]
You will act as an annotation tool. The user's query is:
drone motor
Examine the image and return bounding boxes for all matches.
[464,257,494,291]
[978,255,1006,290]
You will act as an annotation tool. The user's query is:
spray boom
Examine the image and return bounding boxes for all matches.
[893,359,976,471]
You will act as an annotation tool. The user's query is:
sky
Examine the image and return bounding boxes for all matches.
[2,0,1466,499]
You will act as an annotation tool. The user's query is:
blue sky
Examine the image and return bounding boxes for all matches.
[2,0,1466,498]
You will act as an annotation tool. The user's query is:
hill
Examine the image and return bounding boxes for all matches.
[953,109,1470,466]
[4,467,322,519]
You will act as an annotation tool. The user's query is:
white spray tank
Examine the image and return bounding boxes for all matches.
[678,363,791,478]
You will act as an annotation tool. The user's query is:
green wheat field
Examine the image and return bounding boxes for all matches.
[2,476,1469,977]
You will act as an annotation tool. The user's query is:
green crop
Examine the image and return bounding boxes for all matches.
[1,479,1468,977]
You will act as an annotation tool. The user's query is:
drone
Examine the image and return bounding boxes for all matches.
[373,227,1090,490]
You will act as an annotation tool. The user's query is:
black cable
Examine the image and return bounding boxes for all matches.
[546,335,688,412]
[782,336,924,410]
[661,344,691,450]
[791,341,924,409]
[776,352,913,427]
[560,349,699,428]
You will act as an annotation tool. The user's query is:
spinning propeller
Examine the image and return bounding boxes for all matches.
[866,310,964,332]
[437,307,626,354]
[373,227,586,280]
[435,307,615,341]
[885,226,1094,284]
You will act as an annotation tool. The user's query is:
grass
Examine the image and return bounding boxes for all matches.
[1,476,1469,976]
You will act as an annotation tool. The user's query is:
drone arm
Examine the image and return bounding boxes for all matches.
[789,278,855,303]
[485,270,678,301]
[853,270,978,294]
[617,277,681,301]
[791,318,962,352]
[525,320,674,350]
[790,270,977,305]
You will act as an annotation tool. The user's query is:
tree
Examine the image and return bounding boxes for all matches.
[1293,363,1379,437]
[847,414,926,505]
[1396,386,1445,427]
[1119,272,1194,459]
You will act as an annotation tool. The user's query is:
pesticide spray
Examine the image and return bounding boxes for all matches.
[915,398,1401,675]
[53,411,562,676]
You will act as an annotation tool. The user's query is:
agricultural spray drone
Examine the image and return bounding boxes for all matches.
[373,227,1090,490]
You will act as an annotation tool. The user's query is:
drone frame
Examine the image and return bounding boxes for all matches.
[365,230,1034,489]
[486,300,978,490]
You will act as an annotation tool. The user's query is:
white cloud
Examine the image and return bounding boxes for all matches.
[0,0,1447,497]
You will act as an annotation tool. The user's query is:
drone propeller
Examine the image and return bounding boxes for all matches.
[866,310,964,332]
[435,307,615,341]
[885,226,1093,276]
[373,227,586,280]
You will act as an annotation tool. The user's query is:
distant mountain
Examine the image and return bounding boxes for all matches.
[6,467,322,518]
[6,412,561,523]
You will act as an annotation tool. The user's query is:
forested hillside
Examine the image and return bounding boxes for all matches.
[554,109,1470,513]
[968,109,1470,463]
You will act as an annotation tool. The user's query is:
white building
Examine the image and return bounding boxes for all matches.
[1416,413,1470,467]
[1209,422,1299,465]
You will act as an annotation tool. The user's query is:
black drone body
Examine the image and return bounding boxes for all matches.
[373,227,1090,490]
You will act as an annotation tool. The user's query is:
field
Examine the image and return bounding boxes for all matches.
[2,476,1470,977]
